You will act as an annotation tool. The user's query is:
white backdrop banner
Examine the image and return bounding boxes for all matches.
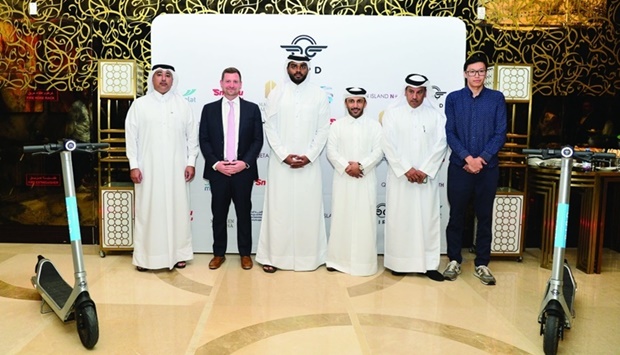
[151,14,466,253]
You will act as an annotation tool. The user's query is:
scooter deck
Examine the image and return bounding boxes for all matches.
[39,261,72,309]
[563,261,576,316]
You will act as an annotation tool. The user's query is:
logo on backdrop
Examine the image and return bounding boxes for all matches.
[376,203,386,224]
[367,92,399,100]
[281,34,327,74]
[320,85,334,103]
[255,179,266,186]
[210,218,235,228]
[251,210,263,222]
[212,89,244,97]
[281,34,327,58]
[432,85,446,99]
[183,89,197,103]
[431,85,446,108]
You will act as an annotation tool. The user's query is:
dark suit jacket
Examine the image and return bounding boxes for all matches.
[199,98,263,181]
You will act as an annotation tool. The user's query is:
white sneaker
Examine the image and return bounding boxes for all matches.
[474,265,496,285]
[443,260,461,281]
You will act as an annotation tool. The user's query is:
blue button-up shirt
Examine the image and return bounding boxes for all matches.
[445,86,507,168]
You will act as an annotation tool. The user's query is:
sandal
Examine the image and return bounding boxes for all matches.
[262,265,277,273]
[136,266,148,272]
[174,261,187,269]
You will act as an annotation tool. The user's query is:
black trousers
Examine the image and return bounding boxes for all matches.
[445,163,499,266]
[209,172,254,256]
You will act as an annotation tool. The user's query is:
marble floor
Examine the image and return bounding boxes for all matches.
[1,244,619,355]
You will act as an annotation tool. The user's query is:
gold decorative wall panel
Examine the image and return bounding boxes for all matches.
[494,64,533,103]
[0,0,619,96]
[98,59,143,98]
[485,0,607,28]
[1,0,619,238]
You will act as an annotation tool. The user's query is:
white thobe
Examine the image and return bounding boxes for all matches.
[326,114,383,276]
[125,91,198,270]
[255,81,330,271]
[382,104,447,272]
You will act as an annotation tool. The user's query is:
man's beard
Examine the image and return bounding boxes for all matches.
[288,72,307,85]
[408,100,422,109]
[348,108,363,118]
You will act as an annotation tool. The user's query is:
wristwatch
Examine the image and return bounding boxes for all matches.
[358,162,364,174]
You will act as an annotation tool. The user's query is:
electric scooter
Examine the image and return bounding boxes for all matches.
[523,146,616,355]
[23,139,109,349]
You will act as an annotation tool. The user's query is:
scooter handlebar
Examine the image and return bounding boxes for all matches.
[23,144,62,154]
[523,147,616,161]
[522,148,561,157]
[23,141,110,154]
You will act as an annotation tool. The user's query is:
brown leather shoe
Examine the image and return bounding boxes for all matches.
[209,256,226,269]
[240,256,253,270]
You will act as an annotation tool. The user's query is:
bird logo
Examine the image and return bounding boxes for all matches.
[432,85,446,100]
[280,35,328,58]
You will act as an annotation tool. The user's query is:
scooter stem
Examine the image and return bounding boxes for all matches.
[60,151,87,277]
[551,155,572,281]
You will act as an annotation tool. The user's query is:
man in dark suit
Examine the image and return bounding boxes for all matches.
[199,67,264,270]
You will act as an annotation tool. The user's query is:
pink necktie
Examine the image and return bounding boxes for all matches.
[226,101,236,161]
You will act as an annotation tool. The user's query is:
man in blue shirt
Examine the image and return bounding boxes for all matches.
[443,55,507,285]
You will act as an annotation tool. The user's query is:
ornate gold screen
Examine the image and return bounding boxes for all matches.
[484,0,608,28]
[0,0,619,96]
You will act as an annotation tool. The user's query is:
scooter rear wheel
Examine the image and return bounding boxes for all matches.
[543,314,560,355]
[76,303,99,349]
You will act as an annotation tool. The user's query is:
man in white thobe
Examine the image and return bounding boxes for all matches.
[125,64,199,271]
[326,87,383,276]
[256,55,331,272]
[382,74,448,281]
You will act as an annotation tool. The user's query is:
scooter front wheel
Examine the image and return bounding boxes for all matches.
[543,313,560,355]
[76,303,99,349]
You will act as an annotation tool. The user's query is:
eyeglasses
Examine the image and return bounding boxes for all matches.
[465,69,487,77]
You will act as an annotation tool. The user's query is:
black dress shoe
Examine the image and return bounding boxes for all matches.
[425,270,445,282]
[326,267,337,272]
[391,270,407,276]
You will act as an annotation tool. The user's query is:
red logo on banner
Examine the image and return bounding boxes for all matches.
[25,174,61,187]
[255,179,266,186]
[212,89,244,96]
[25,90,58,101]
